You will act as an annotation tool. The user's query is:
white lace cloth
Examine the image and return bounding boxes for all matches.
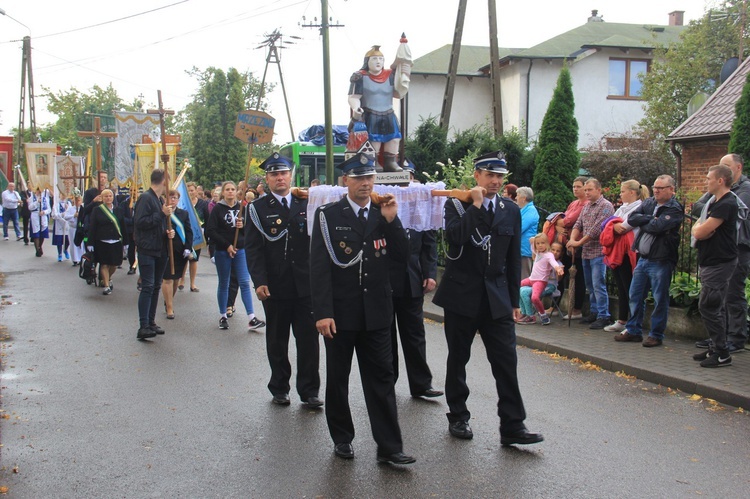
[306,182,447,233]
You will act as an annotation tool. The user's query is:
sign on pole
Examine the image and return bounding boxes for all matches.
[234,110,275,144]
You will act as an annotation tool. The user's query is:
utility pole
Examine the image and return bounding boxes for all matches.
[17,36,37,164]
[301,2,344,185]
[488,0,503,137]
[440,0,468,131]
[254,30,300,142]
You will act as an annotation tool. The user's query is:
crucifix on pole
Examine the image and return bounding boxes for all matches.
[147,90,176,275]
[77,116,117,188]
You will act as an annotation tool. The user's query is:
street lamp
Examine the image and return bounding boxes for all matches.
[0,7,31,34]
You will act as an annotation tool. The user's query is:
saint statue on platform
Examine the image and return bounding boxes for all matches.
[348,35,412,172]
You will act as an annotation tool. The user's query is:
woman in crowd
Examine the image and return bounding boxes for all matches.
[87,189,124,295]
[517,186,540,281]
[204,181,265,331]
[601,179,649,333]
[161,189,193,319]
[52,195,75,262]
[560,176,589,319]
[28,187,51,257]
[502,183,518,202]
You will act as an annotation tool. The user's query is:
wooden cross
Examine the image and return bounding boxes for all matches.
[147,90,175,172]
[77,116,118,179]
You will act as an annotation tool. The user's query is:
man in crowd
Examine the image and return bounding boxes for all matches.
[2,182,23,241]
[245,153,322,408]
[614,175,683,347]
[692,165,739,367]
[567,178,614,330]
[693,153,750,354]
[134,169,173,341]
[433,151,543,447]
[310,152,415,465]
[388,159,442,400]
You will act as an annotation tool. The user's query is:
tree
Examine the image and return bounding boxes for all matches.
[178,67,269,187]
[639,2,749,139]
[403,116,447,182]
[532,66,578,212]
[729,69,750,161]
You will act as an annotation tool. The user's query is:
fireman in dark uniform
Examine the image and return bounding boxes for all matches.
[310,152,415,465]
[245,152,322,408]
[433,151,544,447]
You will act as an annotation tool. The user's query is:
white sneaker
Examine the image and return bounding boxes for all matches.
[604,321,627,332]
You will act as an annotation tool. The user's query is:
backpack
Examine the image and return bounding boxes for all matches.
[79,252,97,285]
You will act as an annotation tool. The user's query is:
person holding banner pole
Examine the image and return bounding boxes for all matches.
[69,195,84,265]
[29,187,51,257]
[161,189,193,320]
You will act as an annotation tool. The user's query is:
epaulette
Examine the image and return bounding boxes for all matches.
[350,72,363,83]
[320,201,337,210]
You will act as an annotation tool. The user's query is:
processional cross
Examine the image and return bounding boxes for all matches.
[77,116,118,184]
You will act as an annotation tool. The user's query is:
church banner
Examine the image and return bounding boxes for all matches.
[135,143,179,191]
[175,177,206,250]
[24,142,57,191]
[53,155,86,201]
[115,112,160,184]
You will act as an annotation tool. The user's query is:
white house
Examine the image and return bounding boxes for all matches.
[406,10,686,149]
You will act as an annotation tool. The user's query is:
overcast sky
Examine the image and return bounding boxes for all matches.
[0,0,711,147]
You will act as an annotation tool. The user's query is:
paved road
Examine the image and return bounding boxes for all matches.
[1,246,750,497]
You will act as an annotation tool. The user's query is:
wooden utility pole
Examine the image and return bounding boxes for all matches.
[77,116,118,183]
[17,36,37,162]
[488,0,503,136]
[440,0,468,131]
[147,90,176,274]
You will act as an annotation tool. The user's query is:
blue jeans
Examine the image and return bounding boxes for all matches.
[214,249,254,316]
[2,207,21,238]
[625,258,673,340]
[582,255,609,319]
[137,252,168,328]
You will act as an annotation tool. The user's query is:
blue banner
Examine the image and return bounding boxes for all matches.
[175,178,206,250]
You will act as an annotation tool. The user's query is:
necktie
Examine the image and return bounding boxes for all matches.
[358,207,368,225]
[487,201,494,218]
[281,197,288,211]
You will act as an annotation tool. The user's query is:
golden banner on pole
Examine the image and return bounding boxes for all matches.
[135,143,178,190]
[24,142,57,191]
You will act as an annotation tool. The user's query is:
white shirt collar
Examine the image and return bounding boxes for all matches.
[346,195,371,216]
[482,194,498,210]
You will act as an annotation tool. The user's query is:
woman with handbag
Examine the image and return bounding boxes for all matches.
[87,189,124,295]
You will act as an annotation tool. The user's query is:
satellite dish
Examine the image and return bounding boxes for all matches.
[720,57,740,84]
[687,91,710,117]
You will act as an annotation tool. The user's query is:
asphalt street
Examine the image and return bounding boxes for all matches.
[1,244,750,497]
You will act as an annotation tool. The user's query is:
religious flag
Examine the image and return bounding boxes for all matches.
[114,112,160,184]
[135,143,179,191]
[53,155,85,202]
[24,142,57,191]
[175,177,206,250]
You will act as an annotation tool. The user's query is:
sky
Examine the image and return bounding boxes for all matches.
[0,0,713,149]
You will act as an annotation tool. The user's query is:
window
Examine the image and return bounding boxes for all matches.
[608,59,649,99]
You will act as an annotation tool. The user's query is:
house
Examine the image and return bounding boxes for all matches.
[406,10,686,149]
[666,56,750,191]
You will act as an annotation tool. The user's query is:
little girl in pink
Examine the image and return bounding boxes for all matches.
[517,233,564,325]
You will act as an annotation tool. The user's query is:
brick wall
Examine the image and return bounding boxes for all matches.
[678,138,730,194]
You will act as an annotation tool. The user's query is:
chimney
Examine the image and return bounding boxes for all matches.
[588,9,604,23]
[669,10,684,26]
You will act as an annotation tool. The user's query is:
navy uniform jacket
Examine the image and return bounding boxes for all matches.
[310,196,409,331]
[388,229,438,298]
[245,193,311,299]
[433,197,521,320]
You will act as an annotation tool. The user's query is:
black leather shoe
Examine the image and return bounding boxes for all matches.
[149,323,165,335]
[302,396,324,408]
[376,452,416,465]
[272,393,290,405]
[127,267,136,275]
[413,388,443,398]
[334,443,354,459]
[137,327,157,340]
[500,429,544,446]
[448,421,473,439]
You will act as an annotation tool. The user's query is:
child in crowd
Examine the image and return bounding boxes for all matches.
[517,234,565,325]
[545,242,565,316]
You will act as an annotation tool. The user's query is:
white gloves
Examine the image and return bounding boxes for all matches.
[182,249,191,259]
[87,246,94,253]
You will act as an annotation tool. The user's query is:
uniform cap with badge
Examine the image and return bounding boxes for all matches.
[260,152,294,172]
[338,153,377,178]
[473,150,509,174]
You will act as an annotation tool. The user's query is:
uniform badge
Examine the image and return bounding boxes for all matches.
[339,241,346,248]
[375,251,381,257]
[276,218,282,225]
[344,247,352,254]
[381,248,387,255]
[271,228,277,234]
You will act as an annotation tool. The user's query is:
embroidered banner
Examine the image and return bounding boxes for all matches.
[135,143,179,191]
[24,142,57,191]
[114,112,160,184]
[53,155,86,201]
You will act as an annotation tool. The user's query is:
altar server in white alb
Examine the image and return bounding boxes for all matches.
[28,187,52,257]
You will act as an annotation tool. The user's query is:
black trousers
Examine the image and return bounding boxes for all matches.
[21,214,30,244]
[561,249,585,310]
[611,255,634,322]
[126,233,136,268]
[443,292,526,434]
[324,326,403,455]
[391,295,433,395]
[262,296,320,400]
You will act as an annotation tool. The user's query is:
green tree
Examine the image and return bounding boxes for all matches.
[178,66,269,187]
[403,116,448,182]
[639,2,749,139]
[532,66,578,212]
[729,69,750,161]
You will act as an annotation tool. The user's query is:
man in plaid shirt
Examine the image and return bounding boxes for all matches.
[566,179,614,329]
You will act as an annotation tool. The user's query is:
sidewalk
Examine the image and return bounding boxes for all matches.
[423,293,750,410]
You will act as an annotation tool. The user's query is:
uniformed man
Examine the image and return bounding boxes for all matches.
[310,152,415,465]
[433,151,544,447]
[245,152,322,408]
[389,158,442,399]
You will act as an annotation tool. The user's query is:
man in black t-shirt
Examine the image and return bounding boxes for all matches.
[692,164,738,368]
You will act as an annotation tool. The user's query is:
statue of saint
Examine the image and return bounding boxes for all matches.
[348,39,412,172]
